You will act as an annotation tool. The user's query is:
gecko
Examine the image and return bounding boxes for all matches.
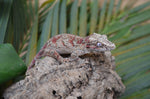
[28,33,116,69]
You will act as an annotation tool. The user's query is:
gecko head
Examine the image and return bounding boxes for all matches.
[85,33,116,52]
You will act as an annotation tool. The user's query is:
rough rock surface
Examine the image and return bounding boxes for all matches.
[3,51,125,99]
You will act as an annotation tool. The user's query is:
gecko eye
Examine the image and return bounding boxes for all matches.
[97,43,102,47]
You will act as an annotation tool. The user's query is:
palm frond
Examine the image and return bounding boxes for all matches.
[0,0,13,44]
[0,0,31,52]
[51,0,60,37]
[70,0,78,34]
[59,0,67,33]
[105,0,114,25]
[113,0,122,19]
[89,0,98,34]
[102,8,150,34]
[38,2,54,50]
[98,0,107,32]
[79,0,87,36]
[25,0,39,65]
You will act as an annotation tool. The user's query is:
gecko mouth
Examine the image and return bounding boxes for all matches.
[86,45,110,52]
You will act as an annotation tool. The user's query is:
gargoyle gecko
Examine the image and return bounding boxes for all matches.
[28,33,115,69]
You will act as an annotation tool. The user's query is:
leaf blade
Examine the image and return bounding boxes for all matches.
[79,0,87,36]
[103,8,150,34]
[0,44,26,84]
[25,0,39,66]
[89,0,98,34]
[59,0,67,33]
[105,0,114,25]
[51,0,60,37]
[0,0,13,44]
[70,0,78,35]
[98,0,107,32]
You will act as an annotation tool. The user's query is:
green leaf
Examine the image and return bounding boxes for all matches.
[109,26,130,41]
[98,0,107,32]
[120,89,150,99]
[59,0,67,33]
[26,19,38,66]
[103,8,150,34]
[51,0,60,37]
[120,70,150,99]
[124,0,136,10]
[0,0,13,44]
[89,0,98,34]
[113,0,122,19]
[119,1,150,18]
[39,2,53,16]
[0,44,26,84]
[113,24,150,45]
[12,0,28,51]
[79,0,87,36]
[28,0,34,21]
[1,0,31,53]
[40,0,55,9]
[38,6,54,51]
[129,1,150,14]
[70,0,78,35]
[113,35,150,54]
[105,0,114,25]
[4,17,14,44]
[114,34,150,98]
[114,38,150,62]
[117,54,150,80]
[25,0,39,66]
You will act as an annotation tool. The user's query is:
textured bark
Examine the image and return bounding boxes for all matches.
[3,51,125,99]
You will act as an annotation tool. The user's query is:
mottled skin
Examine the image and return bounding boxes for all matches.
[28,33,115,69]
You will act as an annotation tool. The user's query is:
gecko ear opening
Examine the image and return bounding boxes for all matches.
[60,53,71,58]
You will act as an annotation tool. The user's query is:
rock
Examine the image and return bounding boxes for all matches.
[3,51,125,99]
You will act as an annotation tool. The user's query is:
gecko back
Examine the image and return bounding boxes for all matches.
[28,33,115,69]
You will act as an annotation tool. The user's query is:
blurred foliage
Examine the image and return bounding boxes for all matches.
[0,44,26,84]
[0,0,150,98]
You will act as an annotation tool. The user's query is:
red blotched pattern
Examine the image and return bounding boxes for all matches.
[52,35,61,43]
[69,35,75,46]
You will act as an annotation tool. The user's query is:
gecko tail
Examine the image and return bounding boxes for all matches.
[28,48,45,69]
[28,43,48,69]
[28,59,36,69]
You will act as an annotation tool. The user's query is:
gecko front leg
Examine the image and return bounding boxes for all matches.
[41,48,68,64]
[28,49,68,69]
[70,49,87,61]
